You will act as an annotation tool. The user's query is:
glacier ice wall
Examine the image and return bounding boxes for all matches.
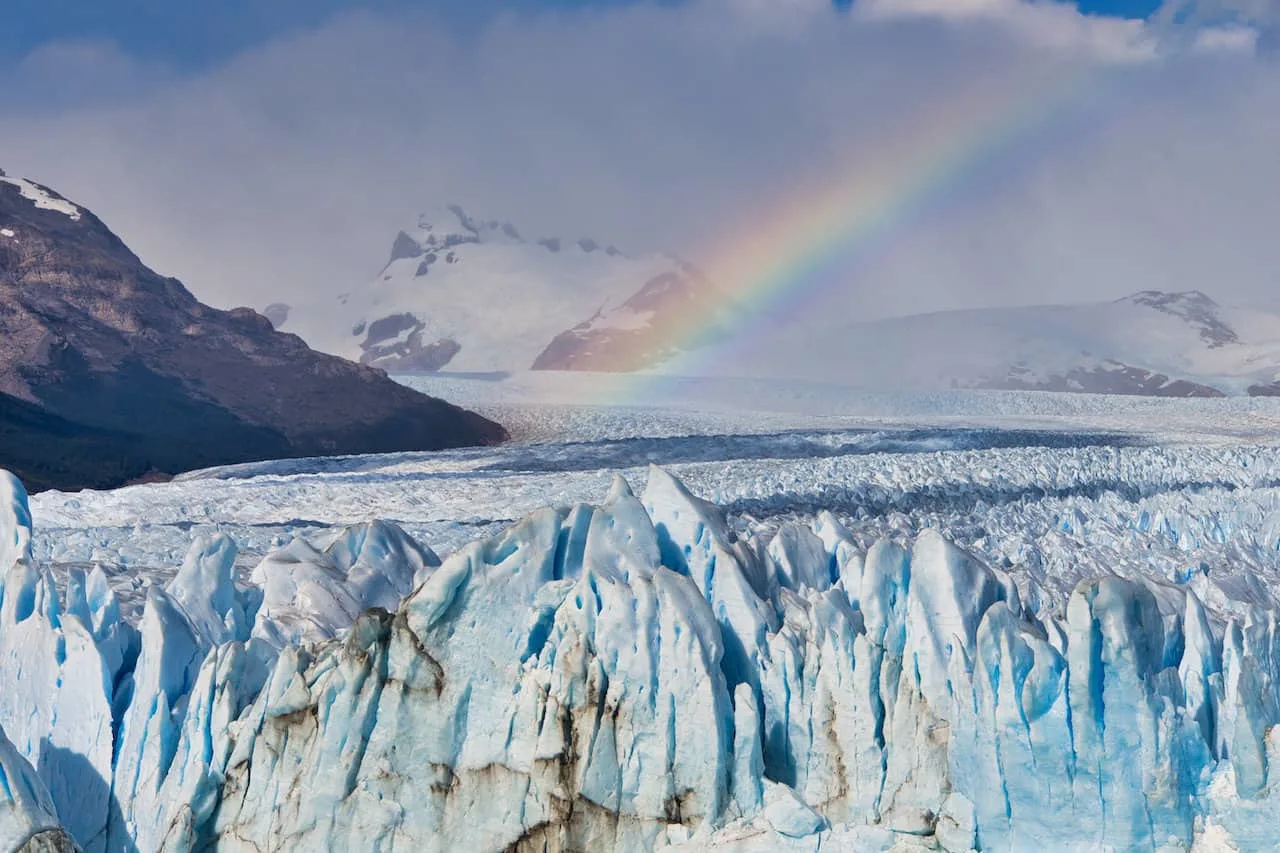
[4,465,1280,850]
[0,720,77,852]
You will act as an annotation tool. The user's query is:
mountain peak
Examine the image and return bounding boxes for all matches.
[1122,290,1237,348]
[1123,289,1218,309]
[396,205,625,260]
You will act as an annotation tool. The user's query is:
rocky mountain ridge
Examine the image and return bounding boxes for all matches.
[0,170,505,490]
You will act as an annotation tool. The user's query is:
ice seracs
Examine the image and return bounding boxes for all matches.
[5,463,1280,850]
[247,519,442,648]
[0,473,116,852]
[0,723,75,852]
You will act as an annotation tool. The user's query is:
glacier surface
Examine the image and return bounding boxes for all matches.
[6,405,1280,851]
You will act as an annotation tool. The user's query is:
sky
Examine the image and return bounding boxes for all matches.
[0,1,662,69]
[1076,0,1163,16]
[0,0,1277,323]
[0,1,1198,68]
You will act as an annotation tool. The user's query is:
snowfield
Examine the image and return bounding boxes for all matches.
[6,379,1280,851]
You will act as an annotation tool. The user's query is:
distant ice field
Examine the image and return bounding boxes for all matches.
[26,373,1280,620]
[400,371,1280,442]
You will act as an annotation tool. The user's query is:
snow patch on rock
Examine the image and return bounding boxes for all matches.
[0,176,82,221]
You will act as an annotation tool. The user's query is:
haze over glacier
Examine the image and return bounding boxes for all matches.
[269,211,1280,395]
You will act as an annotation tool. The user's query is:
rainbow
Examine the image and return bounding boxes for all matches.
[606,58,1122,401]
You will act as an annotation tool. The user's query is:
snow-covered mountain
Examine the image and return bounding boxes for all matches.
[720,289,1280,397]
[280,217,1280,396]
[272,205,704,373]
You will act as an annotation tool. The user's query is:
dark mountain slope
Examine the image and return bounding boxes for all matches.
[0,171,505,490]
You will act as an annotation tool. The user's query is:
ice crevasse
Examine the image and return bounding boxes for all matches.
[0,466,1279,851]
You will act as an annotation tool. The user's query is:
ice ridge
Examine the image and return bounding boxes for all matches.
[2,467,1280,850]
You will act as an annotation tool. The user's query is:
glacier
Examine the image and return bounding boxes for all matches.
[5,447,1280,850]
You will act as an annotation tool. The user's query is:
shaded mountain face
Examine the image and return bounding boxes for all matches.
[987,360,1225,398]
[533,264,720,371]
[0,171,505,491]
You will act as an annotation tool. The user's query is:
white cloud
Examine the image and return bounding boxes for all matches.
[1156,0,1279,27]
[2,39,174,112]
[1191,24,1260,52]
[1154,0,1277,54]
[857,0,1158,62]
[0,0,1276,332]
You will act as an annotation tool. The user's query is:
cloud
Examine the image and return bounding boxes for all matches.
[856,0,1158,61]
[2,39,176,112]
[1190,24,1259,52]
[0,0,1277,332]
[1154,0,1279,53]
[1156,0,1279,27]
